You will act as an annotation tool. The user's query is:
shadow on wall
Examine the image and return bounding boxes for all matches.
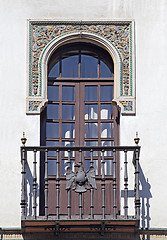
[139,165,152,229]
[121,165,152,229]
[25,164,39,216]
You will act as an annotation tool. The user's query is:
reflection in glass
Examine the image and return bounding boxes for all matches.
[62,86,75,101]
[85,86,97,101]
[62,141,75,157]
[101,123,113,138]
[85,105,97,120]
[62,55,78,78]
[48,62,59,78]
[62,160,75,175]
[85,160,98,175]
[62,123,75,138]
[101,141,113,156]
[46,123,59,138]
[46,140,59,156]
[85,123,98,138]
[47,104,59,119]
[48,86,59,101]
[48,160,57,175]
[101,104,113,119]
[62,105,75,120]
[85,141,98,156]
[100,60,112,78]
[81,55,98,78]
[101,86,113,101]
[103,160,113,175]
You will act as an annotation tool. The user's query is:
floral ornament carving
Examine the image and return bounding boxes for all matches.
[30,22,131,97]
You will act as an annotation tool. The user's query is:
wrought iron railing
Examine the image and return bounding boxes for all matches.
[20,141,140,222]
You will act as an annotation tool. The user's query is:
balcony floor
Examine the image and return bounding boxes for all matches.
[21,218,139,239]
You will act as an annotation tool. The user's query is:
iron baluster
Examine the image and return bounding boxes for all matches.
[21,147,26,218]
[113,149,117,219]
[33,149,37,219]
[124,149,128,219]
[101,149,105,219]
[135,148,140,220]
[56,149,60,219]
[79,192,82,219]
[90,149,94,219]
[79,149,82,219]
[44,149,48,219]
[67,149,71,219]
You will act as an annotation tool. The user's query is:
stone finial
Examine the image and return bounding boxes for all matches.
[134,132,140,146]
[21,132,27,146]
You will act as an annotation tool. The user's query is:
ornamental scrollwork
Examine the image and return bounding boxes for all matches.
[30,22,131,97]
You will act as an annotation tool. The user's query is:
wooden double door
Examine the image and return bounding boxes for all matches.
[44,80,120,216]
[40,42,120,216]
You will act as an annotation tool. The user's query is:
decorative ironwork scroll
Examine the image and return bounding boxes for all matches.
[27,20,135,114]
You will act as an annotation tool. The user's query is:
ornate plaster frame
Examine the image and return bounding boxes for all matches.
[27,20,135,115]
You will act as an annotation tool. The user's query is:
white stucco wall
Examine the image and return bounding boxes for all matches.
[0,0,167,229]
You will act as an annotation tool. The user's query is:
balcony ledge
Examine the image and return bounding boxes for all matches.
[21,218,139,236]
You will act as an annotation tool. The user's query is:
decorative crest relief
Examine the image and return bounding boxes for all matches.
[66,163,97,193]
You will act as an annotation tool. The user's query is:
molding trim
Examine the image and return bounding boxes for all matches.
[27,20,135,115]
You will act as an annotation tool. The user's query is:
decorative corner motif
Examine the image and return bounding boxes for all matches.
[120,101,133,111]
[29,100,42,111]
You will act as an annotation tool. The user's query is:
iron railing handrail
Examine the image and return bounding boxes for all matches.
[20,145,141,221]
[21,145,140,152]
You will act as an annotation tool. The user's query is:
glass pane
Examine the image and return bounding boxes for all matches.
[81,55,98,78]
[85,86,97,101]
[101,141,113,156]
[48,86,59,101]
[100,61,113,78]
[85,141,98,156]
[62,160,75,175]
[101,86,113,101]
[62,55,78,78]
[103,160,113,175]
[46,140,59,156]
[46,123,59,138]
[48,160,57,175]
[85,123,98,138]
[48,62,59,78]
[62,105,75,120]
[62,141,75,157]
[85,105,98,120]
[47,104,59,119]
[101,123,113,138]
[62,123,75,138]
[101,104,113,119]
[85,160,98,175]
[62,86,75,101]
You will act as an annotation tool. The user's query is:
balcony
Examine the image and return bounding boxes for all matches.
[20,141,140,238]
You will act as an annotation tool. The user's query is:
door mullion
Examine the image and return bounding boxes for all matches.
[97,83,101,175]
[59,84,62,146]
[79,82,85,147]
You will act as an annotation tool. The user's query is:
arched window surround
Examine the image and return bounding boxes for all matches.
[27,21,135,115]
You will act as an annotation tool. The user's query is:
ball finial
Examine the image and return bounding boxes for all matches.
[134,132,140,145]
[21,132,27,146]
